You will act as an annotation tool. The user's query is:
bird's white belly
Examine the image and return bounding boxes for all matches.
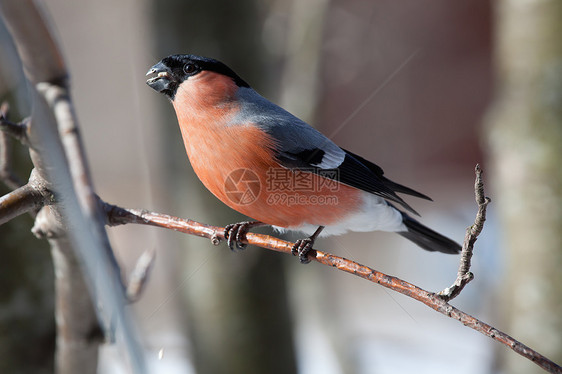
[274,191,407,237]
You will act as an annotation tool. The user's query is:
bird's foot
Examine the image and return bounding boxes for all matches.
[291,226,325,264]
[224,221,263,251]
[291,238,315,264]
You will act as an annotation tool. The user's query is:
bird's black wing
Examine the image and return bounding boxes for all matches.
[276,145,430,216]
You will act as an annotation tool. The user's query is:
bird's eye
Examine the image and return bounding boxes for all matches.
[183,63,197,74]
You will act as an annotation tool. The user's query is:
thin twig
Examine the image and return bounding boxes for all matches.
[0,132,23,190]
[0,102,27,189]
[438,164,491,301]
[126,248,156,303]
[101,199,561,374]
[0,102,29,146]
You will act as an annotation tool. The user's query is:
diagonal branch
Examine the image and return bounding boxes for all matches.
[36,83,101,219]
[100,196,561,374]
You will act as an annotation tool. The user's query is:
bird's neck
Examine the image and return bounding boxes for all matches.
[172,71,239,127]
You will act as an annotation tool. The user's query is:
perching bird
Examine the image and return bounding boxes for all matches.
[146,54,461,263]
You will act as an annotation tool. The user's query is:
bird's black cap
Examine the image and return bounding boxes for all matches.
[146,54,249,100]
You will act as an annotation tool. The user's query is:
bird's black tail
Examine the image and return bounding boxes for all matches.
[398,213,461,254]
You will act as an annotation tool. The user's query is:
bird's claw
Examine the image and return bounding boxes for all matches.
[291,238,314,264]
[224,221,262,251]
[224,223,248,250]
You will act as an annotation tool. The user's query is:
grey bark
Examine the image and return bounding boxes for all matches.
[485,0,562,372]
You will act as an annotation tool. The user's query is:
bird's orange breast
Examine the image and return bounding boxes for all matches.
[172,72,362,228]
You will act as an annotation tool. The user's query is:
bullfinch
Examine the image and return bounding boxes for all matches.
[146,54,461,263]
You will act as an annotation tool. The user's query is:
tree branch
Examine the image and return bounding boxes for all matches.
[0,1,146,372]
[0,1,66,85]
[126,248,156,303]
[0,103,29,145]
[438,164,491,301]
[100,168,562,373]
[0,169,52,224]
[0,102,26,189]
[36,83,101,219]
[1,1,559,372]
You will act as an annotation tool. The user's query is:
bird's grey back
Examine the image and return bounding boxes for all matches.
[232,87,345,168]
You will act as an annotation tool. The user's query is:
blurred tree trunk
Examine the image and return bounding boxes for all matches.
[150,1,297,373]
[485,1,562,373]
[274,0,352,372]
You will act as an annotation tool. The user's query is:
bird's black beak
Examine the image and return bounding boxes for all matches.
[146,61,175,94]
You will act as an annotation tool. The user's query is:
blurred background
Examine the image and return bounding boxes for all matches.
[0,0,560,373]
